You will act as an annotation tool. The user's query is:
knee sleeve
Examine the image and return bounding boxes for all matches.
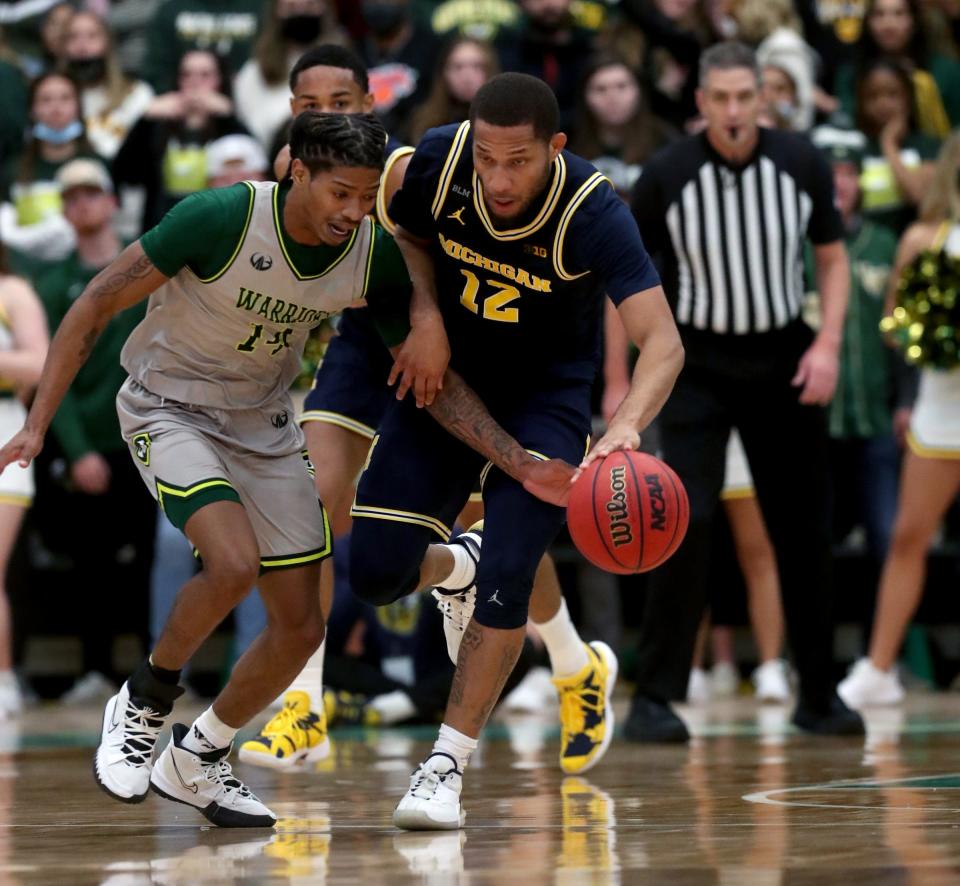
[348,519,430,606]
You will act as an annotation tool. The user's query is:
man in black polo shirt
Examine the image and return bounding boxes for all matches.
[627,41,864,740]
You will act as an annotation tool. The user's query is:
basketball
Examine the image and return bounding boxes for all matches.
[567,450,689,574]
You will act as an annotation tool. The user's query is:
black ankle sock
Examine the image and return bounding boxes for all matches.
[127,657,184,716]
[147,657,182,686]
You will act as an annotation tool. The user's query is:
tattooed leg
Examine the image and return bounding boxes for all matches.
[444,619,525,737]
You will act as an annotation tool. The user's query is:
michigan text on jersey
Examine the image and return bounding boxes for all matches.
[438,234,552,293]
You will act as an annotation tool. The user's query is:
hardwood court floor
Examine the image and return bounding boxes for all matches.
[2,695,960,883]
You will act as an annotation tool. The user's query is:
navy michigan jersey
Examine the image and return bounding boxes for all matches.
[389,121,660,396]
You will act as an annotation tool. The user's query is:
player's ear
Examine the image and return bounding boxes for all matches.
[291,157,310,185]
[549,132,567,160]
[363,91,375,113]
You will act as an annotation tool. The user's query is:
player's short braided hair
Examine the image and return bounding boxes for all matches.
[290,111,386,177]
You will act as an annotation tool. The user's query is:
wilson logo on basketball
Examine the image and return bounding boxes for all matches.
[645,473,667,531]
[607,465,633,547]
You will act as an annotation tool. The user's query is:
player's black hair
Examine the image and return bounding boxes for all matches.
[289,45,369,94]
[469,72,559,142]
[698,41,760,88]
[290,111,386,177]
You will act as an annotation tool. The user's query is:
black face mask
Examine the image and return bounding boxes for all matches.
[280,14,323,44]
[363,2,407,36]
[67,55,107,84]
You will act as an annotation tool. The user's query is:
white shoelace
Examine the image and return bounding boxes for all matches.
[410,767,454,800]
[201,758,255,801]
[120,703,165,767]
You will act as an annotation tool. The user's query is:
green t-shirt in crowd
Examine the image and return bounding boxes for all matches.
[33,250,147,461]
[829,219,900,439]
[140,181,413,347]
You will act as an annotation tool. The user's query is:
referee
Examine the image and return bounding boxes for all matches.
[627,41,864,740]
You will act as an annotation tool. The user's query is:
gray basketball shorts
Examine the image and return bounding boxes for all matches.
[117,378,330,572]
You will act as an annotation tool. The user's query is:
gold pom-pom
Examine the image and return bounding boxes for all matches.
[884,246,960,368]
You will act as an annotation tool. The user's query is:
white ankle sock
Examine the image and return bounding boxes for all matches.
[183,706,238,753]
[432,723,478,770]
[287,638,325,709]
[370,690,416,724]
[434,542,476,591]
[533,598,589,678]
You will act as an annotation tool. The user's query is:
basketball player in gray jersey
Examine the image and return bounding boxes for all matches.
[0,110,571,828]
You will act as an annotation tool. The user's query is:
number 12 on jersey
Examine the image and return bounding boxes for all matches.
[459,269,521,323]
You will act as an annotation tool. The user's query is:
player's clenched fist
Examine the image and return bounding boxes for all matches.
[0,426,43,472]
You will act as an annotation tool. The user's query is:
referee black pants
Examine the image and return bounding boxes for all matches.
[634,343,836,708]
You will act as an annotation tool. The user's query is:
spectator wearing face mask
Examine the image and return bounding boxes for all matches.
[358,0,440,136]
[0,72,105,268]
[62,10,155,160]
[234,0,348,149]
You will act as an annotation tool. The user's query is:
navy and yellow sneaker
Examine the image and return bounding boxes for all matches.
[238,691,330,770]
[323,689,382,728]
[552,642,618,774]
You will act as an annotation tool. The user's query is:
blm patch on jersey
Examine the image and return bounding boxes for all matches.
[132,433,151,466]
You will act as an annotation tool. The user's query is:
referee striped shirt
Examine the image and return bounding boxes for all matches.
[631,128,842,335]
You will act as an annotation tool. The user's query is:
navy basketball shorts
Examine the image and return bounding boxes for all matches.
[300,308,394,440]
[349,379,592,629]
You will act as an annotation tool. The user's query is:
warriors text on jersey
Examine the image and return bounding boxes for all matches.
[128,179,410,410]
[388,121,660,397]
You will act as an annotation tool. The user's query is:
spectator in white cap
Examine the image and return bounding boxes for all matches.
[205,134,268,189]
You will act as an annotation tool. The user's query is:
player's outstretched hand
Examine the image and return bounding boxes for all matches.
[521,458,578,507]
[576,424,641,480]
[0,426,43,473]
[389,315,450,408]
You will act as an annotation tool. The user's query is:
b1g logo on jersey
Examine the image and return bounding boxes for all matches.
[250,253,273,271]
[132,433,151,466]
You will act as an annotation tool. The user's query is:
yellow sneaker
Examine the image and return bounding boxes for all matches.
[323,688,382,727]
[238,690,330,770]
[552,642,618,774]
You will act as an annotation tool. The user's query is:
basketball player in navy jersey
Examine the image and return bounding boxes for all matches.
[348,72,684,830]
[242,48,613,774]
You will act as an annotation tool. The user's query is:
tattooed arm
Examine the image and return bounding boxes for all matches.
[0,242,167,471]
[424,368,577,507]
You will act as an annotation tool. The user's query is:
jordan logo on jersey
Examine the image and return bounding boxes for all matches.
[447,206,467,226]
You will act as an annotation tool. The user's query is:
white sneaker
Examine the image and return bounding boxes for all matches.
[686,668,712,705]
[95,681,170,803]
[393,752,465,831]
[150,723,276,828]
[62,671,119,706]
[0,671,22,718]
[837,658,906,710]
[502,666,556,713]
[711,661,739,697]
[432,527,482,665]
[752,659,791,704]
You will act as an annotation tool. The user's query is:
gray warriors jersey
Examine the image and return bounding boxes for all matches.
[121,180,376,410]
